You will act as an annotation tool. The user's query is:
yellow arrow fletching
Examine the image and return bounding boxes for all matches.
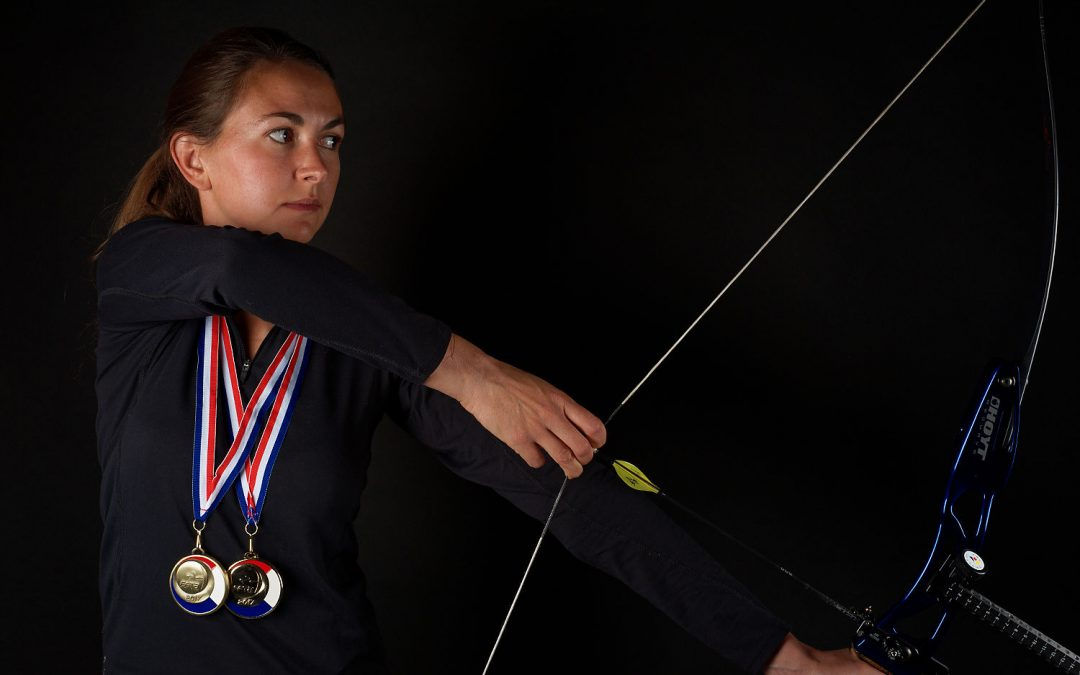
[612,459,659,494]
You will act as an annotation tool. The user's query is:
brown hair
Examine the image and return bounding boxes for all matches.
[90,26,338,265]
[76,27,339,379]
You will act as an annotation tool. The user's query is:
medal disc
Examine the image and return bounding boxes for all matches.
[169,553,230,615]
[226,557,283,619]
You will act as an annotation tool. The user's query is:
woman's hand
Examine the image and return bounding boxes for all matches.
[763,633,885,674]
[423,333,607,478]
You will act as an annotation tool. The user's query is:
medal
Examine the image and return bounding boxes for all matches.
[171,315,310,617]
[169,521,230,615]
[225,523,284,619]
[219,315,311,618]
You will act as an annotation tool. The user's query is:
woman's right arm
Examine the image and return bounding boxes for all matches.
[95,216,450,384]
[96,216,606,477]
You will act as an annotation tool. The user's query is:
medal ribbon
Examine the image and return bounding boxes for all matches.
[192,315,310,523]
[226,326,311,526]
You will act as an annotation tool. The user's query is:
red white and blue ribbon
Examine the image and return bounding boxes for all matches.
[226,330,311,526]
[192,315,310,523]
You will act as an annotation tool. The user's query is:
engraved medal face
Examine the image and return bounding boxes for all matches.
[226,558,283,619]
[175,560,211,599]
[231,564,268,603]
[170,554,230,615]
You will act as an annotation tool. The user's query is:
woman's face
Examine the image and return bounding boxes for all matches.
[180,59,345,244]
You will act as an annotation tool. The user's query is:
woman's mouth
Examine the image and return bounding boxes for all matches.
[284,200,321,212]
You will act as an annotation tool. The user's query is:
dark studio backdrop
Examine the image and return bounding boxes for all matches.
[6,0,1078,672]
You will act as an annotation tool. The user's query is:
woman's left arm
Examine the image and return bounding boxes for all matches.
[380,371,791,674]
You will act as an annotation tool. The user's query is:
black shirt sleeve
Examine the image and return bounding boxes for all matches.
[95,216,451,384]
[382,371,792,674]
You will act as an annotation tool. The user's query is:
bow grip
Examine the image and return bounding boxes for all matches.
[850,361,1020,674]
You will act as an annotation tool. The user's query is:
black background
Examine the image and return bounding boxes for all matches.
[5,1,1078,673]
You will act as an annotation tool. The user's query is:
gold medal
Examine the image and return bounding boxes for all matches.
[169,522,230,615]
[179,317,309,619]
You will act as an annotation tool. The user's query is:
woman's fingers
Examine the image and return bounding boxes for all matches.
[535,426,583,478]
[519,383,609,479]
[449,343,609,480]
[560,394,607,452]
[543,397,602,472]
[514,442,548,470]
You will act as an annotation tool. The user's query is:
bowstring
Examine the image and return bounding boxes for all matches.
[481,2,988,672]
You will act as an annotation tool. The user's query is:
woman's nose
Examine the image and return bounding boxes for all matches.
[296,146,330,182]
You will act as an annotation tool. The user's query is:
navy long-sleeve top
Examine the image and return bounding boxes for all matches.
[93,216,790,674]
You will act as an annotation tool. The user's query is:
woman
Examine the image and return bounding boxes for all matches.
[92,26,874,674]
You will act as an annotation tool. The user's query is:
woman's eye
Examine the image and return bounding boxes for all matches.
[268,128,341,151]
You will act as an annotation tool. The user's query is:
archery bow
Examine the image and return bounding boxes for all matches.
[481,1,1073,673]
[847,2,1070,672]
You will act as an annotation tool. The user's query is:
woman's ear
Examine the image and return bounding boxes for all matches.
[170,131,213,191]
